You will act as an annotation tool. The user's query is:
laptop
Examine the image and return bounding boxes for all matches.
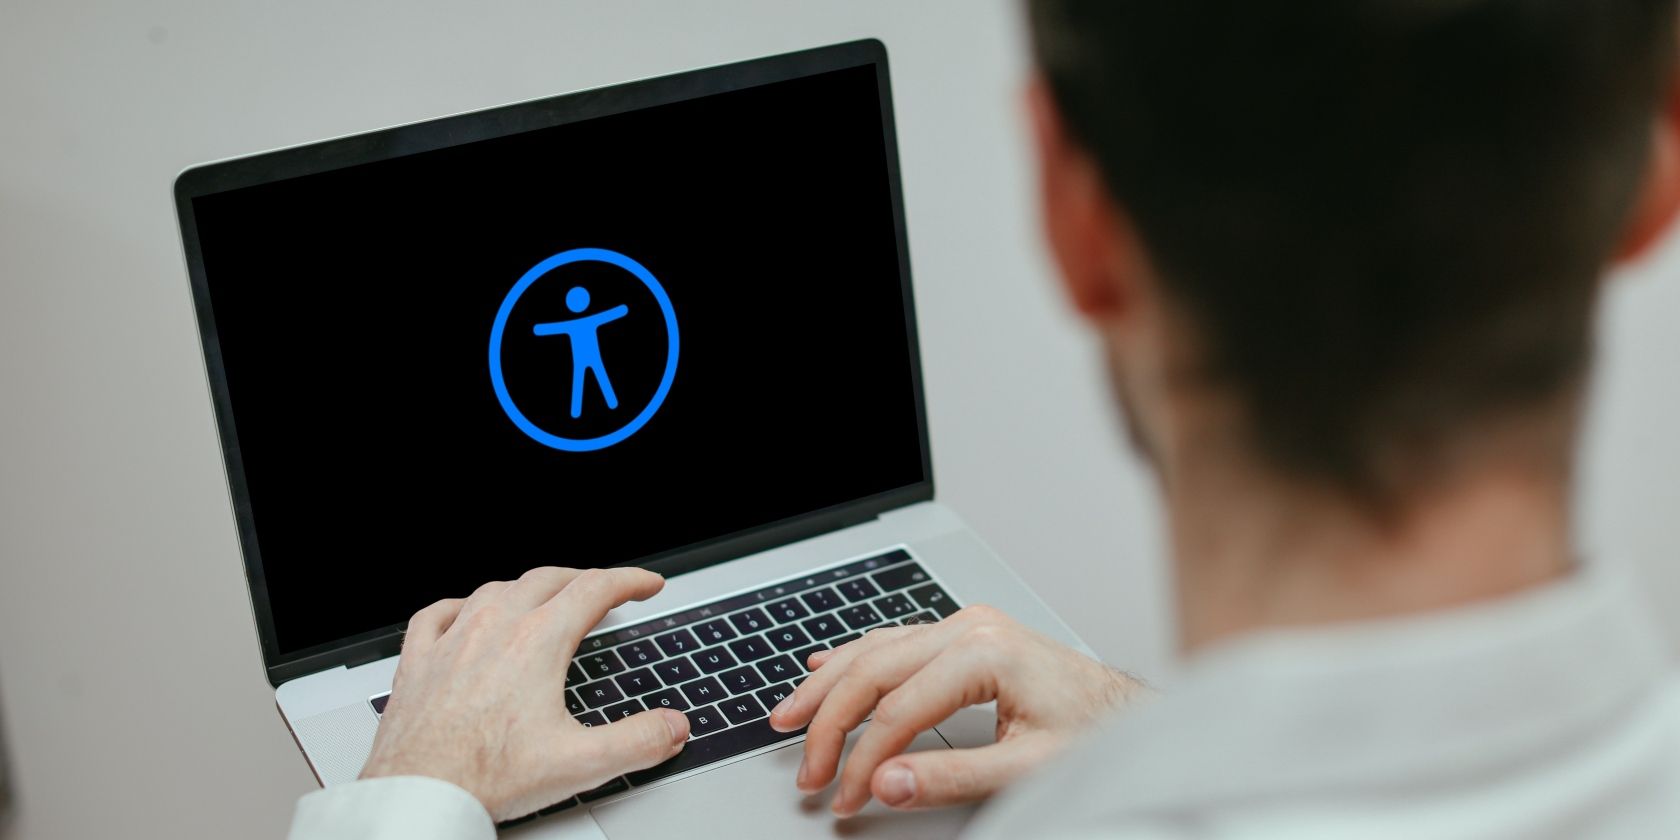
[173,39,1090,838]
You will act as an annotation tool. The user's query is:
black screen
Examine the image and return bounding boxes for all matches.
[191,64,925,657]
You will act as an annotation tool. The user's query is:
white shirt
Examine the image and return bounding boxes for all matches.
[290,565,1680,839]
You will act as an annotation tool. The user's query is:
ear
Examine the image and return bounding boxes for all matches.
[1025,76,1138,322]
[1615,67,1680,262]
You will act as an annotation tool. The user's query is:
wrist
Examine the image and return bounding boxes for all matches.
[361,750,504,816]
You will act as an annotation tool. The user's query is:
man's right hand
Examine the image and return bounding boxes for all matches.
[767,605,1145,817]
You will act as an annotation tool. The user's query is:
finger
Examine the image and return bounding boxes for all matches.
[783,613,988,732]
[572,708,689,784]
[792,626,962,794]
[869,736,1059,811]
[401,597,465,657]
[538,567,666,651]
[805,635,866,670]
[832,645,998,816]
[503,566,585,611]
[807,646,843,668]
[771,626,919,733]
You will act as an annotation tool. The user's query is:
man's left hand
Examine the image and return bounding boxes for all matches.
[358,567,689,821]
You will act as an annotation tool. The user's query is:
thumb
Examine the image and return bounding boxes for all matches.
[580,708,690,776]
[869,736,1057,810]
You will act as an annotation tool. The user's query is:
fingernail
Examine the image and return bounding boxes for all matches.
[796,755,810,790]
[832,794,858,818]
[877,766,916,807]
[661,709,689,742]
[771,696,793,720]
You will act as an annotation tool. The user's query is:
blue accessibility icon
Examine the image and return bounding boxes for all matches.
[488,248,679,452]
[534,286,629,419]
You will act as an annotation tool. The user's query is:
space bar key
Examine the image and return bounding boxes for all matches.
[625,719,803,787]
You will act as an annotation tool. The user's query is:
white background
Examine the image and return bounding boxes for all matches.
[2,1,1676,837]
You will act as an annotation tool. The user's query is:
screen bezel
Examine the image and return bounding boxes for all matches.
[173,39,934,687]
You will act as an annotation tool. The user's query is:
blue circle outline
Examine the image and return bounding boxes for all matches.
[488,248,679,452]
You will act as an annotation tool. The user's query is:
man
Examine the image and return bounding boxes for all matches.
[289,1,1680,837]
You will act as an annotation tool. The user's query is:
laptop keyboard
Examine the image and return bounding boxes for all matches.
[366,547,961,822]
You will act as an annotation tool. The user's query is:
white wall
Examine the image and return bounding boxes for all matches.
[0,2,1673,838]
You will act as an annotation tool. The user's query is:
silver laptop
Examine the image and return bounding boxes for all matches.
[174,39,1089,839]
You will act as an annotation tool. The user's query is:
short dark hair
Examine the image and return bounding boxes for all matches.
[1028,0,1676,500]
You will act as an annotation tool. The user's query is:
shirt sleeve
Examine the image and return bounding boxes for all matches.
[286,776,496,840]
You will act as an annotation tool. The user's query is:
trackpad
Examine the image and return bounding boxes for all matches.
[591,729,976,839]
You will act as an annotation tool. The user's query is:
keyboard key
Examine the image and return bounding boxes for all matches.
[579,650,626,679]
[695,648,737,674]
[792,644,827,669]
[370,694,389,716]
[840,604,883,630]
[565,662,585,688]
[693,619,736,645]
[767,625,811,651]
[565,690,585,716]
[578,776,628,802]
[874,593,918,620]
[604,698,641,719]
[644,687,689,711]
[902,611,940,625]
[653,657,700,685]
[684,705,729,738]
[680,676,727,706]
[575,710,608,728]
[764,598,810,623]
[619,640,663,667]
[801,588,844,613]
[728,635,775,662]
[655,628,700,656]
[580,679,625,708]
[756,683,794,711]
[719,665,767,694]
[604,698,644,721]
[872,563,930,592]
[615,667,662,696]
[801,614,847,640]
[728,608,773,635]
[837,578,881,603]
[756,654,800,683]
[720,693,768,725]
[627,718,800,787]
[831,632,862,647]
[908,583,959,618]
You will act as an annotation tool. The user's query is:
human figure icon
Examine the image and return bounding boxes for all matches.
[532,286,629,419]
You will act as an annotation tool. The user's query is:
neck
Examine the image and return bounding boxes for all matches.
[1167,442,1575,656]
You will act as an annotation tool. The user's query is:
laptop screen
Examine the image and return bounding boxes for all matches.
[185,56,928,660]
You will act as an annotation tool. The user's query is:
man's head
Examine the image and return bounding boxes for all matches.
[1025,0,1680,510]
